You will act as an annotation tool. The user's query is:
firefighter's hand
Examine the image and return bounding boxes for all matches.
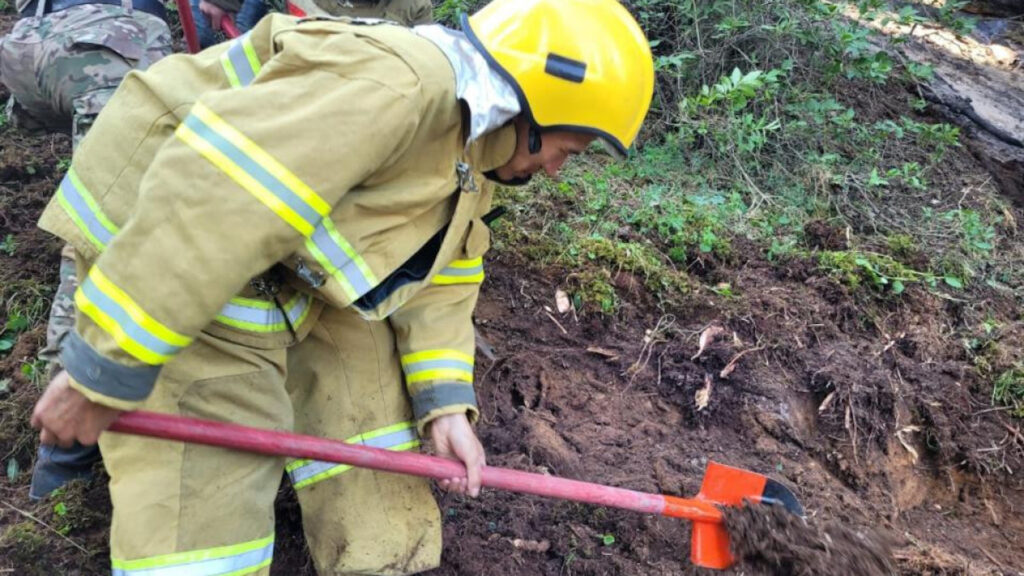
[199,0,231,32]
[430,412,486,497]
[30,371,122,448]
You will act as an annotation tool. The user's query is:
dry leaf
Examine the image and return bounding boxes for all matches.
[895,426,921,463]
[510,539,551,553]
[555,289,571,314]
[695,374,713,411]
[818,390,838,413]
[691,325,727,361]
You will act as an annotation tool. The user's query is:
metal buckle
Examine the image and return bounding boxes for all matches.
[294,257,326,288]
[456,162,478,193]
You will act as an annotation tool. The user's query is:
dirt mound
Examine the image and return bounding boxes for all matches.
[725,504,894,576]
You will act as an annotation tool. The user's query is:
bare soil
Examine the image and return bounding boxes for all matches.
[1,9,1023,576]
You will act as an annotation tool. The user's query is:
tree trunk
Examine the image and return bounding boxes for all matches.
[964,1,1024,18]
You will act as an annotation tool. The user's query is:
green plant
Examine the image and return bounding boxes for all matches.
[0,233,16,256]
[20,358,49,387]
[936,0,975,36]
[433,0,476,26]
[0,311,30,354]
[818,250,931,294]
[992,366,1024,418]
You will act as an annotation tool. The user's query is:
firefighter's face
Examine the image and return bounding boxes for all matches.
[493,118,595,183]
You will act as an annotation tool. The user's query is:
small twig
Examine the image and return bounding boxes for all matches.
[1,501,91,555]
[543,310,567,335]
[1001,423,1024,446]
[971,406,1012,417]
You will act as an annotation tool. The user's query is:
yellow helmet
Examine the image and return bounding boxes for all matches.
[463,0,655,157]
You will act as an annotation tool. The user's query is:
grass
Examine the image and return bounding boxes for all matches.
[992,366,1024,418]
[486,0,1021,316]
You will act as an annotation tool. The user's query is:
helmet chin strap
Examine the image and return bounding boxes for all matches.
[483,169,533,187]
[528,125,542,154]
[480,123,542,187]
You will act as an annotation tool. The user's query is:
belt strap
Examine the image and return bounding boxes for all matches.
[25,0,167,21]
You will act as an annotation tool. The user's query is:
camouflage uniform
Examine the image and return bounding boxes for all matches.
[0,0,172,147]
[0,0,171,499]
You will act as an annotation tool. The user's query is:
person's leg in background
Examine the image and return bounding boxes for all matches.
[233,0,268,35]
[5,5,173,499]
[190,0,221,48]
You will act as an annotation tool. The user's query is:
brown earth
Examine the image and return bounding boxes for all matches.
[1,9,1024,576]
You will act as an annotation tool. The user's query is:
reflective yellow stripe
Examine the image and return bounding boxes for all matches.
[431,271,485,285]
[432,257,485,285]
[401,349,474,366]
[404,368,474,383]
[112,534,274,574]
[443,258,483,269]
[220,33,262,89]
[175,102,329,237]
[401,349,474,384]
[55,168,120,252]
[286,421,420,489]
[88,268,190,347]
[76,267,191,365]
[215,293,312,333]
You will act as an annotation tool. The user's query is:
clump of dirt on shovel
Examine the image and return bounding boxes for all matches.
[723,504,895,576]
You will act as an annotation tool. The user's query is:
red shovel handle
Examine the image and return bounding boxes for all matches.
[220,15,241,39]
[109,411,723,524]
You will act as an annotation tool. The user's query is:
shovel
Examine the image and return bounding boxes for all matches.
[108,410,803,569]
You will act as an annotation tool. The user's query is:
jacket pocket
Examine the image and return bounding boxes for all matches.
[63,17,146,61]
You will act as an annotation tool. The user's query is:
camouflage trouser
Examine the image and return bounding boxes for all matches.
[0,2,172,368]
[37,245,77,378]
[0,3,172,148]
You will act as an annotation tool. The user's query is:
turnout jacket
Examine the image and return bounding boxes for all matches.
[37,14,517,432]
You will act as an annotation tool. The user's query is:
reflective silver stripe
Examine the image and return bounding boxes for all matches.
[79,277,184,359]
[56,170,118,249]
[402,358,473,376]
[437,263,483,277]
[111,535,273,576]
[220,33,261,88]
[216,293,312,333]
[288,426,419,488]
[307,220,376,299]
[181,114,323,230]
[410,383,478,421]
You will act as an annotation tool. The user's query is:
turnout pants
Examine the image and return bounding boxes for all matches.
[99,305,442,576]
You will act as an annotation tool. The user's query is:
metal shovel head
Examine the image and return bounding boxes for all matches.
[690,461,804,570]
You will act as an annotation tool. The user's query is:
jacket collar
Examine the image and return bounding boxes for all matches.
[413,24,521,146]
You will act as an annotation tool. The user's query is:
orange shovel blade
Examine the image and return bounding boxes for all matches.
[691,461,804,569]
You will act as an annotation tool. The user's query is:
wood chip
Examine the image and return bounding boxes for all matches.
[586,346,619,361]
[695,373,713,411]
[510,538,551,553]
[555,289,571,314]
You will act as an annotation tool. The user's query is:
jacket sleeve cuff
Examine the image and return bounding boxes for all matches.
[410,381,479,435]
[68,377,145,411]
[61,331,160,408]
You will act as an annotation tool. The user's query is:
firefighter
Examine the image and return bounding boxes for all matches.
[31,0,654,573]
